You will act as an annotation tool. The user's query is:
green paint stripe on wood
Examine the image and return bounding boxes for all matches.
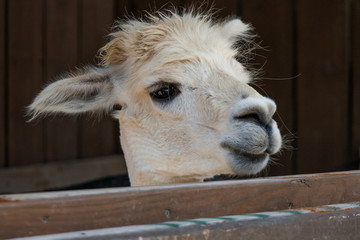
[153,202,360,229]
[185,220,209,225]
[243,213,270,219]
[155,223,181,228]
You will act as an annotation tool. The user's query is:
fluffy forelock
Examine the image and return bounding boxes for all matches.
[99,10,254,67]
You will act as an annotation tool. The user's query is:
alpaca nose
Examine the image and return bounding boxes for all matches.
[230,97,276,126]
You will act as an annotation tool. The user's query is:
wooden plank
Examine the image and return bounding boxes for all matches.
[0,155,126,194]
[8,0,44,166]
[0,0,5,167]
[297,0,350,173]
[44,0,79,162]
[12,202,360,240]
[79,0,116,158]
[241,0,294,175]
[1,170,359,238]
[352,0,360,168]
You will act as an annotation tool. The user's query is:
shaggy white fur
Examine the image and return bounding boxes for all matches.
[28,10,282,186]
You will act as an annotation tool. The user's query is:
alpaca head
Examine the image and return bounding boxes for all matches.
[28,11,282,186]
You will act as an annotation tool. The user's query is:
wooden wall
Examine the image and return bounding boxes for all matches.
[0,0,359,176]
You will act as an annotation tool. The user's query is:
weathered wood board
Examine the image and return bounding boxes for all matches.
[1,170,359,238]
[12,202,360,240]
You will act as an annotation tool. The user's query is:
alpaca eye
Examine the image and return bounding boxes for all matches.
[151,83,179,101]
[112,104,122,111]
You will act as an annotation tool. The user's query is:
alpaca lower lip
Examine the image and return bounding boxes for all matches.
[234,151,268,163]
[224,145,268,163]
[225,147,269,175]
[221,141,269,162]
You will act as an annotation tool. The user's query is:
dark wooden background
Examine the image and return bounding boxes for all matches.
[0,0,359,184]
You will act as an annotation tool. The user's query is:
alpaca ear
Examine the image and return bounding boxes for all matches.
[28,67,116,120]
[222,19,251,42]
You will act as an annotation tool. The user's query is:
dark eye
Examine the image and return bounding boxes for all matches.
[150,83,180,101]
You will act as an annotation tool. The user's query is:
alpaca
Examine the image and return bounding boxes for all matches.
[28,10,282,186]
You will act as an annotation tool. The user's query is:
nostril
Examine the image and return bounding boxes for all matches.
[236,113,261,125]
[241,93,249,99]
[265,123,273,134]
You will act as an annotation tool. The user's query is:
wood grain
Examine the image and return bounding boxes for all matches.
[0,0,5,167]
[142,209,360,240]
[241,0,295,175]
[1,170,359,238]
[20,205,360,240]
[44,0,79,162]
[297,0,351,173]
[8,0,44,166]
[79,0,117,158]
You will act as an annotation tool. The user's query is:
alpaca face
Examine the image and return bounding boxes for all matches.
[113,51,281,185]
[28,11,282,186]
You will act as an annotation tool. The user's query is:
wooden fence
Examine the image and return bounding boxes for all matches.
[0,0,360,191]
[1,170,359,239]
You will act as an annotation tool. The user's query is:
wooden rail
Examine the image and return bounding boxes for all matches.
[12,202,360,240]
[1,170,360,239]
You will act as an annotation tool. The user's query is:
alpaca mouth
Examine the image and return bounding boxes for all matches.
[221,143,270,175]
[238,151,268,163]
[220,119,281,175]
[225,146,269,164]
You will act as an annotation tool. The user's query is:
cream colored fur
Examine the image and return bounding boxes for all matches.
[28,10,282,186]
